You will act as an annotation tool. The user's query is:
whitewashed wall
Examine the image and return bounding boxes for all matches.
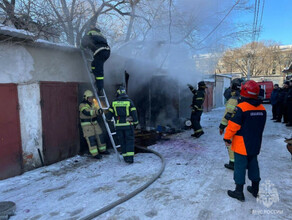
[18,83,43,170]
[0,40,91,170]
[0,43,34,83]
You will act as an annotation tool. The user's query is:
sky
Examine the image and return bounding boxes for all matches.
[237,0,292,46]
[0,105,291,220]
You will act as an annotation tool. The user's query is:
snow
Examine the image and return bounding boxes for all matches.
[0,24,35,37]
[0,105,291,220]
[34,39,77,49]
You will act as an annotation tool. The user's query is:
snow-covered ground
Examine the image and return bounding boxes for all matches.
[0,105,291,220]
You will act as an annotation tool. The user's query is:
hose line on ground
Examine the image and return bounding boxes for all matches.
[80,146,165,220]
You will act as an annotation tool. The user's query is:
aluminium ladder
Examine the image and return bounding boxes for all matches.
[81,49,121,162]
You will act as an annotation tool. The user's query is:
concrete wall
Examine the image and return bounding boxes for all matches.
[18,83,43,170]
[0,41,93,171]
[0,42,90,84]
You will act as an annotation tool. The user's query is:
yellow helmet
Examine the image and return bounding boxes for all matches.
[84,90,93,99]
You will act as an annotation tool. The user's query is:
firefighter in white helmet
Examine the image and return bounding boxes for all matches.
[79,90,109,159]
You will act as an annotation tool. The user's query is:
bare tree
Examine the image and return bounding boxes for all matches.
[217,41,289,76]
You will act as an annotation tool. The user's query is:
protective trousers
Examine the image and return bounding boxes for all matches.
[191,110,203,133]
[234,153,261,185]
[91,49,110,91]
[117,128,134,161]
[82,124,106,156]
[227,145,234,162]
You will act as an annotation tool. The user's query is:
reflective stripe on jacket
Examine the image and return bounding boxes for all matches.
[191,89,205,111]
[79,101,99,126]
[106,95,138,129]
[220,92,239,127]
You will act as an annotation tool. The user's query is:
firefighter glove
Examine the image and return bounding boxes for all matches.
[219,129,224,135]
[96,108,103,115]
[219,123,226,131]
[187,84,194,91]
[126,116,133,122]
[223,138,232,146]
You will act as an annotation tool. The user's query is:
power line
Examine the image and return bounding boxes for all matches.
[257,0,265,41]
[197,0,240,46]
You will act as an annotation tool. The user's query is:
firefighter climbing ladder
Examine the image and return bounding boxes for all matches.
[81,49,121,162]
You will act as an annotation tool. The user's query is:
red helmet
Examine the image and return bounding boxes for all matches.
[240,80,260,99]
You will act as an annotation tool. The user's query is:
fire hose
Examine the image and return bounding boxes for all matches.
[80,146,165,220]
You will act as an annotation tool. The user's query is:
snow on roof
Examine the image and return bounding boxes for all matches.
[0,25,79,52]
[0,24,34,41]
[34,39,78,52]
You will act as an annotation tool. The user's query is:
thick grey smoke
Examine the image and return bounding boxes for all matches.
[105,0,241,129]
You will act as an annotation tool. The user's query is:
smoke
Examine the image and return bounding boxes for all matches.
[105,0,242,129]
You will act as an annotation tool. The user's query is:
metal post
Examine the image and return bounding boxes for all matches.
[247,53,251,80]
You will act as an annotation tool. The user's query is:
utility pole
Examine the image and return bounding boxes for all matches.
[247,53,251,80]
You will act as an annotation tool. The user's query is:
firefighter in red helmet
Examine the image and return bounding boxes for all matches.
[223,80,267,201]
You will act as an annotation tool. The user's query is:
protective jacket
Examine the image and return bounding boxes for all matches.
[107,94,138,129]
[81,28,109,53]
[191,88,205,112]
[220,91,240,129]
[224,98,266,156]
[79,100,100,125]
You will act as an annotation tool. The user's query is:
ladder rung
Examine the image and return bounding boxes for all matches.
[116,145,121,148]
[111,132,116,135]
[102,107,108,110]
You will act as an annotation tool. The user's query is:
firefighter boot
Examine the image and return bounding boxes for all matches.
[100,150,110,155]
[247,181,260,198]
[124,156,134,164]
[94,154,102,159]
[227,184,245,201]
[224,161,234,170]
[192,131,204,138]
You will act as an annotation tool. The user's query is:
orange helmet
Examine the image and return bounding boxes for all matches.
[240,80,259,99]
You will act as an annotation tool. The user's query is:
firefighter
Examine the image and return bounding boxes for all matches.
[224,80,266,201]
[79,90,109,159]
[219,80,241,170]
[223,78,244,101]
[81,25,110,95]
[187,81,206,138]
[106,86,138,163]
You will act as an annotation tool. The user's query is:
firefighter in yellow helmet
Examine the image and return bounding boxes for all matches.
[79,90,109,159]
[219,80,241,170]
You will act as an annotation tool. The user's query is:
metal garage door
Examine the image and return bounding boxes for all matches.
[0,84,23,180]
[40,82,79,165]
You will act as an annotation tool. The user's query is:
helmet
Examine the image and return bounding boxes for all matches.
[240,80,260,99]
[198,81,206,88]
[84,90,93,99]
[116,86,126,96]
[231,78,243,91]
